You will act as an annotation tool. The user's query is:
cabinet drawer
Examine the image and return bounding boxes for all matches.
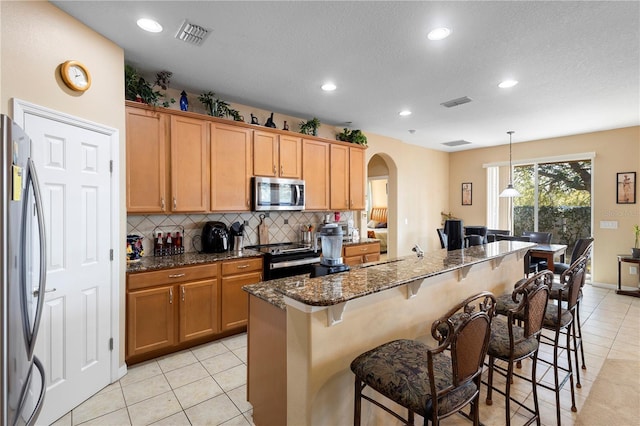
[128,263,218,290]
[344,242,380,258]
[222,257,263,276]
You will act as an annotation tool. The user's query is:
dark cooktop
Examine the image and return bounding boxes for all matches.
[244,242,315,255]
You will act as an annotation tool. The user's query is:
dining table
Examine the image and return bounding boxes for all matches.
[529,244,567,272]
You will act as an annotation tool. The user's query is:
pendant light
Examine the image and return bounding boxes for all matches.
[499,131,521,197]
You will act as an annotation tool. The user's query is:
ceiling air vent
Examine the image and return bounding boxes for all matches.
[175,20,210,46]
[440,96,473,108]
[442,140,471,147]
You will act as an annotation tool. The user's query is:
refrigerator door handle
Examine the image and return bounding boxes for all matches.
[23,158,47,359]
[23,357,46,426]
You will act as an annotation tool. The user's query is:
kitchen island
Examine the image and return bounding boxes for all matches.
[243,240,534,425]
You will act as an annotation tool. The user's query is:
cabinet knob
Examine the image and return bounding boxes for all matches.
[173,197,177,209]
[161,198,165,211]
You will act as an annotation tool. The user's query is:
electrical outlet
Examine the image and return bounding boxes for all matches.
[599,220,618,229]
[630,266,638,275]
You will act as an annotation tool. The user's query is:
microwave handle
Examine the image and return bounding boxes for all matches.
[294,184,300,205]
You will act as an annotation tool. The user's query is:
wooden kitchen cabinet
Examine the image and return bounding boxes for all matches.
[302,139,330,211]
[221,258,263,331]
[343,241,381,266]
[253,132,302,178]
[170,115,209,212]
[330,144,350,210]
[126,263,219,361]
[349,146,366,210]
[126,106,169,213]
[211,123,252,211]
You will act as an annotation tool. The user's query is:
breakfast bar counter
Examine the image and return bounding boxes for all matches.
[243,241,534,425]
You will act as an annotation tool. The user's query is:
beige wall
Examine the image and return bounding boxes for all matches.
[1,1,126,364]
[448,126,640,285]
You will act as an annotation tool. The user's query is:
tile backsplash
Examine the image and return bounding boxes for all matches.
[127,211,354,256]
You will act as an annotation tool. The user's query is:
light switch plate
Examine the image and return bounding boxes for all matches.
[599,220,618,229]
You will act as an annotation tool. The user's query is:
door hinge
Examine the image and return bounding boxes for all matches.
[109,160,113,173]
[110,249,113,261]
[109,338,113,351]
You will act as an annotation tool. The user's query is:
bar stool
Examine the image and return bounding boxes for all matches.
[350,292,496,426]
[484,270,552,426]
[537,254,588,425]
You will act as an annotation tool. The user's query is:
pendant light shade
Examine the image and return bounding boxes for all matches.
[500,131,521,198]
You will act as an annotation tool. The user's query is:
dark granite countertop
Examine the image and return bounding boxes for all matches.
[126,250,263,273]
[243,241,534,310]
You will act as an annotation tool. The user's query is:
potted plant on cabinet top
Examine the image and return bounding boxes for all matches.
[336,128,368,146]
[299,117,320,136]
[633,224,640,258]
[198,91,243,121]
[124,65,175,107]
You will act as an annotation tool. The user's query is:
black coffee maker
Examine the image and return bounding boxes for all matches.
[201,221,229,253]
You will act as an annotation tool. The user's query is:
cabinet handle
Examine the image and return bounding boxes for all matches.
[236,264,249,269]
[168,273,186,278]
[169,288,173,304]
[161,198,165,211]
[182,286,185,302]
[173,197,177,209]
[350,199,353,207]
[280,165,284,176]
[360,247,368,252]
[273,164,276,175]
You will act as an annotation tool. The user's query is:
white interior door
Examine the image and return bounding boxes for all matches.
[22,113,114,425]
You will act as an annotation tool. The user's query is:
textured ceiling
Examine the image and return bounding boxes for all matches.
[52,1,640,151]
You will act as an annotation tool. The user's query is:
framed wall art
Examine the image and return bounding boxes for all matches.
[617,172,636,204]
[462,182,472,206]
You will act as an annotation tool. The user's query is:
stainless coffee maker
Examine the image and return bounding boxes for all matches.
[311,223,350,277]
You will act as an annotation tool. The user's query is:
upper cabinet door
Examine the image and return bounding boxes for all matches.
[278,135,302,179]
[302,139,330,211]
[330,144,349,210]
[349,147,366,210]
[126,107,169,213]
[211,123,252,211]
[170,115,210,212]
[253,131,278,177]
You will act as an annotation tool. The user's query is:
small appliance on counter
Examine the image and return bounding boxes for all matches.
[311,223,350,277]
[229,221,245,253]
[201,221,229,253]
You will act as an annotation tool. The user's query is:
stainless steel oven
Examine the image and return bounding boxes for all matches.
[252,177,305,211]
[245,243,320,280]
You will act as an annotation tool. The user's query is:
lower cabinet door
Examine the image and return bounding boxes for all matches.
[127,286,176,357]
[344,255,363,266]
[179,279,219,342]
[364,253,380,263]
[221,271,262,330]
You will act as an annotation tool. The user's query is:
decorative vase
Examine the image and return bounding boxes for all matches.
[632,248,640,258]
[179,91,188,111]
[283,121,289,131]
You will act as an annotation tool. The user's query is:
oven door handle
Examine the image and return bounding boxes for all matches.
[270,257,321,269]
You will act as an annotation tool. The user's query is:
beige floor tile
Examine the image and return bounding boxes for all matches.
[213,364,247,392]
[232,347,248,363]
[119,361,162,387]
[157,350,199,373]
[191,340,229,361]
[51,411,72,426]
[164,361,209,389]
[226,385,252,413]
[242,411,255,426]
[122,374,171,406]
[149,411,191,425]
[72,387,126,425]
[220,414,252,425]
[201,351,243,376]
[127,391,182,425]
[185,394,242,425]
[173,376,224,410]
[76,407,131,425]
[221,334,247,351]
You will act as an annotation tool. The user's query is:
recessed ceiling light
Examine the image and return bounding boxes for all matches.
[427,27,451,41]
[321,82,336,91]
[137,18,163,33]
[399,110,412,116]
[498,80,519,89]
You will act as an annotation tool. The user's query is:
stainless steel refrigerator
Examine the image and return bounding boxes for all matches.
[1,114,47,425]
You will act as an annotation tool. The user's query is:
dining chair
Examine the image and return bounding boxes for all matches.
[351,292,496,426]
[522,231,552,273]
[437,228,448,249]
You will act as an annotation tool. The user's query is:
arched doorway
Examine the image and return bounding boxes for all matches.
[367,153,397,258]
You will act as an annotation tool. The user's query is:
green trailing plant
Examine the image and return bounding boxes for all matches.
[299,117,321,136]
[336,128,368,146]
[198,91,243,121]
[124,64,174,107]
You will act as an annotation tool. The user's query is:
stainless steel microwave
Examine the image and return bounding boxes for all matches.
[252,177,305,211]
